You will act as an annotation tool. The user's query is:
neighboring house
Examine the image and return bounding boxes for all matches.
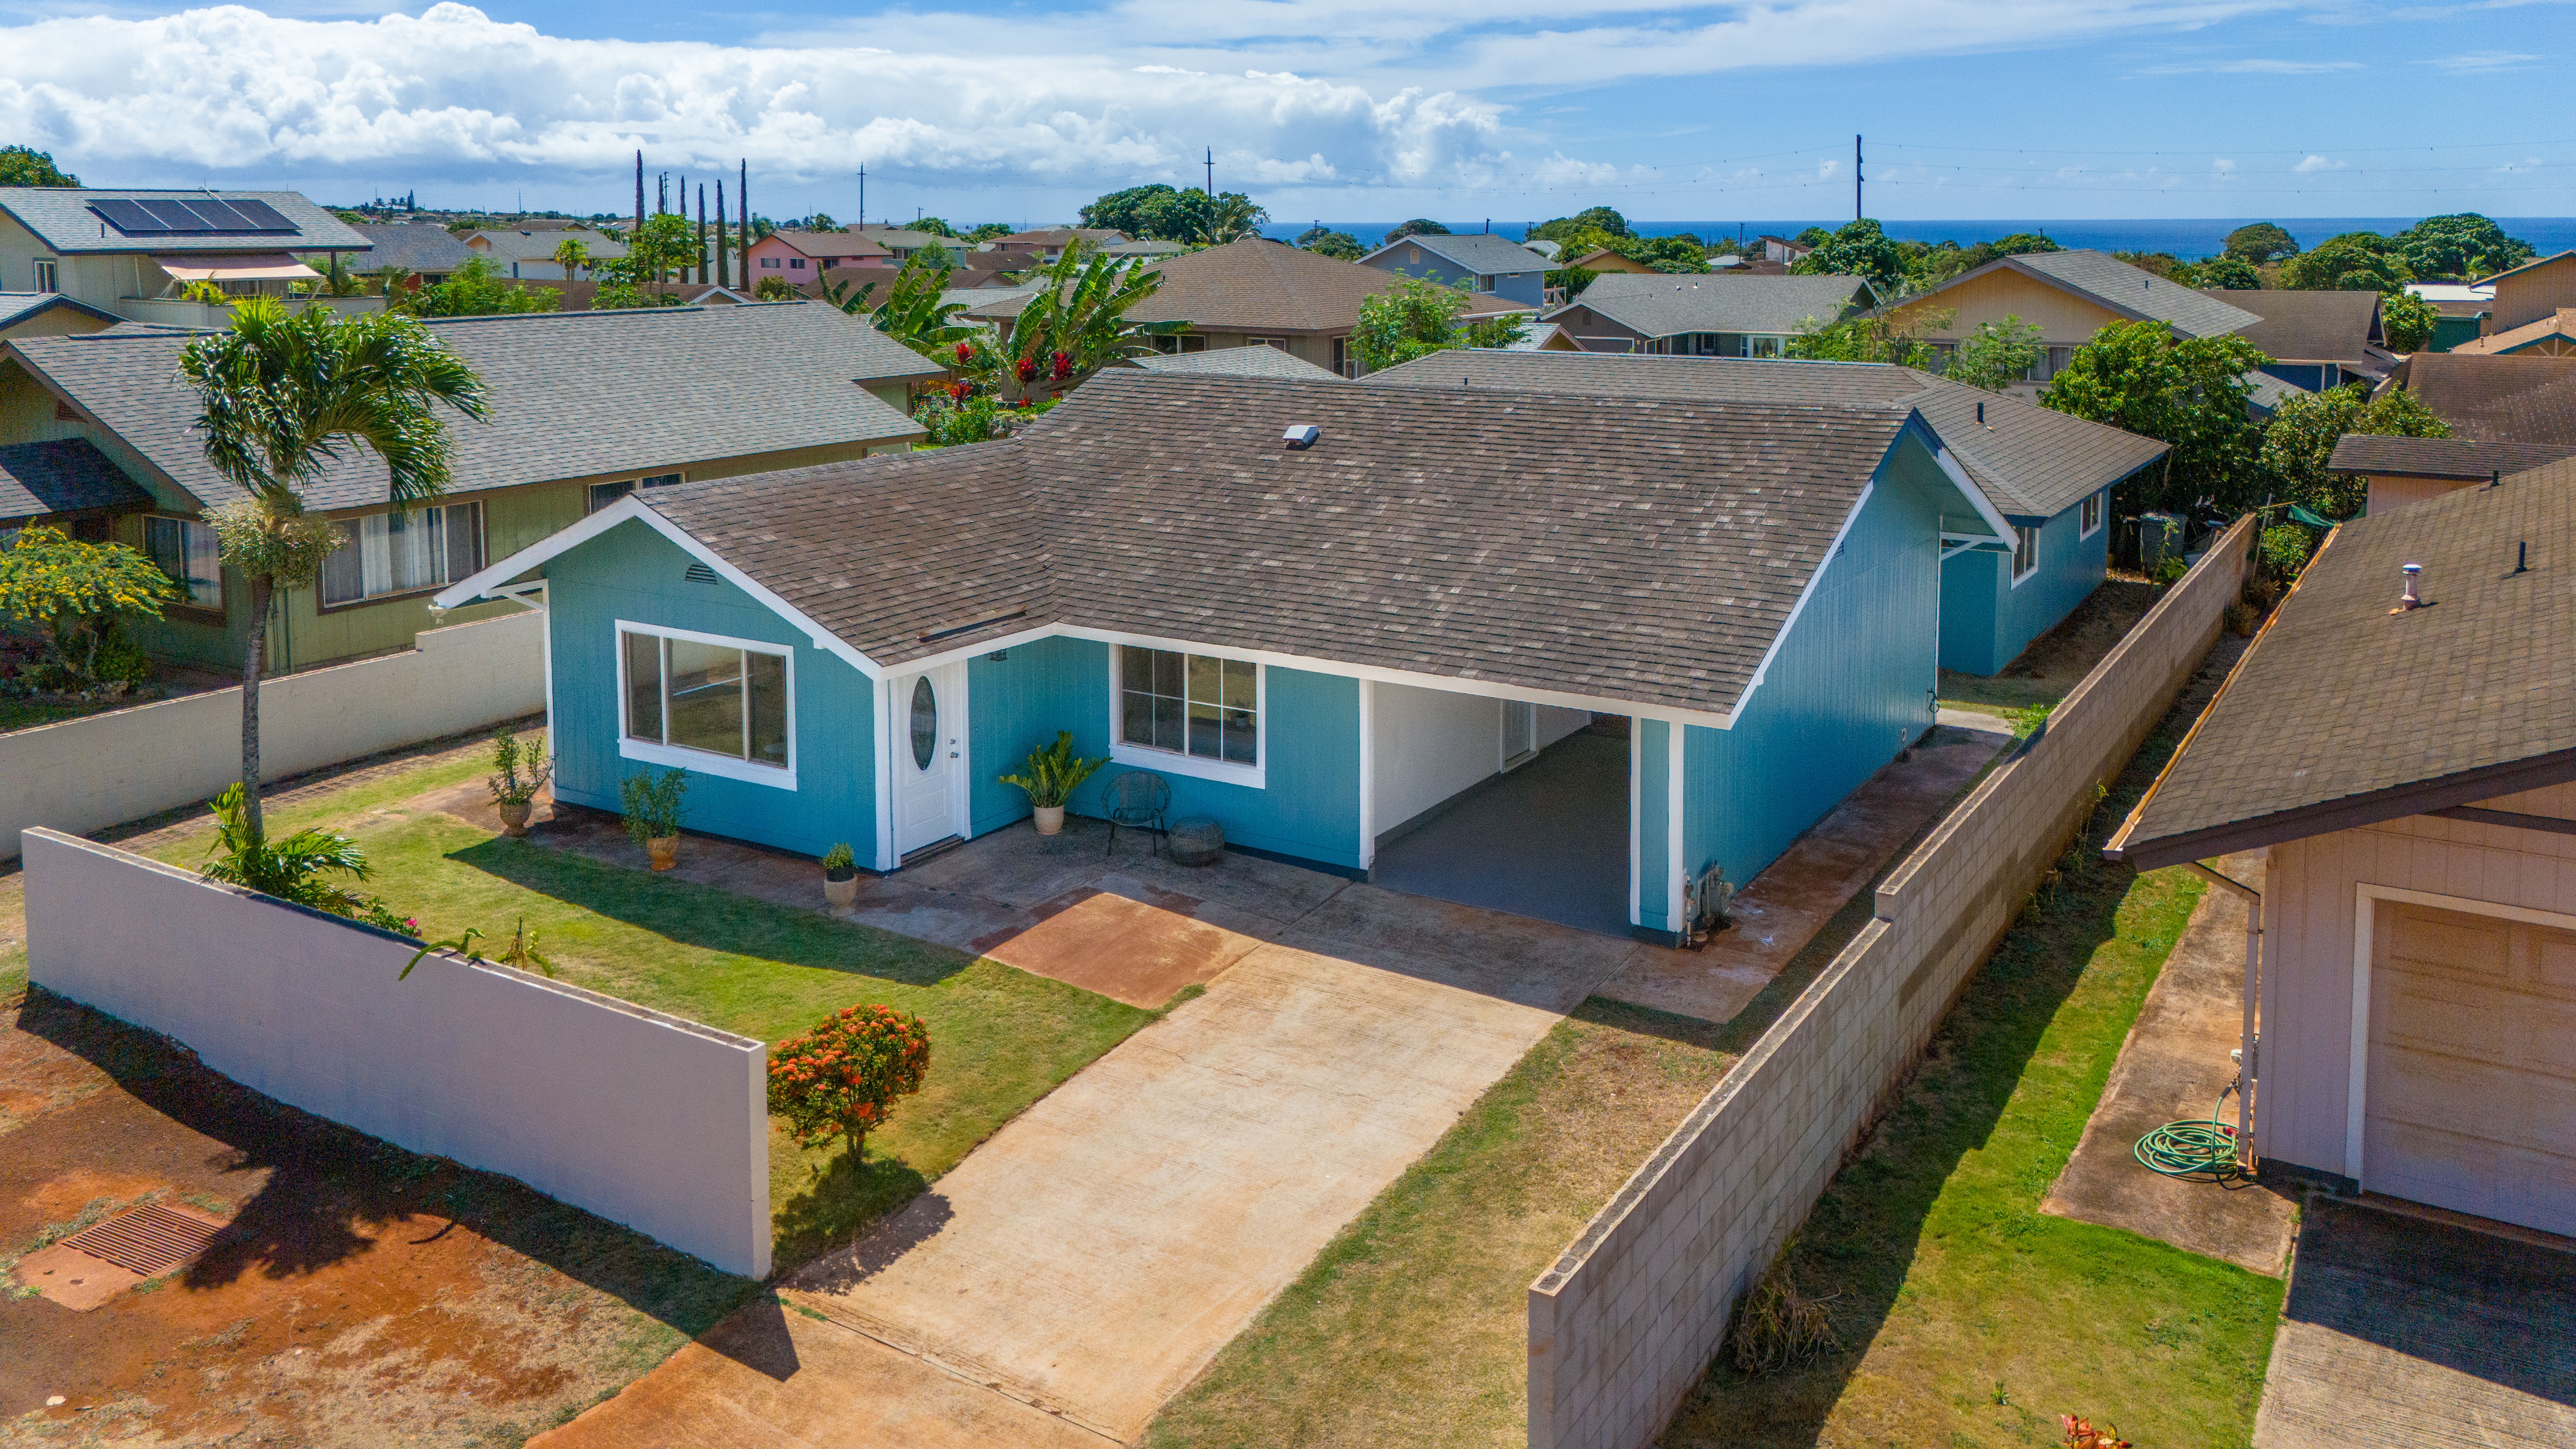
[434,369,2022,943]
[2448,308,2576,358]
[2327,434,2576,514]
[0,187,374,329]
[2372,354,2576,445]
[990,228,1131,262]
[1505,322,1580,352]
[1759,235,1813,266]
[848,226,964,263]
[1707,254,1792,276]
[1366,350,2166,675]
[0,292,119,341]
[1119,346,1344,381]
[0,438,151,540]
[344,221,477,287]
[1542,274,1874,357]
[1358,232,1551,307]
[463,225,629,280]
[1883,249,2263,390]
[2212,289,2401,391]
[2472,250,2576,334]
[2105,459,2576,1238]
[1566,249,1664,276]
[1098,239,1189,261]
[745,230,893,280]
[2407,281,2494,353]
[0,302,940,674]
[959,238,1531,378]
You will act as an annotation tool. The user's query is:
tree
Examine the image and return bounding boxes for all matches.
[394,256,560,316]
[820,254,975,360]
[551,237,590,278]
[2040,320,2271,515]
[964,222,1014,243]
[1945,315,2044,393]
[1785,311,1939,368]
[2196,253,2263,290]
[2390,213,2533,283]
[2225,222,2299,264]
[2379,289,2437,352]
[767,1004,932,1161]
[807,212,841,232]
[1295,226,1364,260]
[1000,250,1186,400]
[0,144,77,187]
[1906,231,2059,291]
[1527,207,1631,243]
[751,275,796,301]
[180,301,489,839]
[2260,382,2449,518]
[1794,219,1906,296]
[1081,184,1178,234]
[2282,233,2409,292]
[0,526,175,691]
[1382,218,1451,244]
[908,216,954,238]
[1348,278,1526,372]
[620,212,702,295]
[1075,183,1266,244]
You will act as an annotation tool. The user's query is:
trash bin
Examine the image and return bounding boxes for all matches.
[2137,511,2185,571]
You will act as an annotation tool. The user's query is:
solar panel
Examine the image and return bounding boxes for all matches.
[223,199,296,232]
[182,198,256,230]
[138,199,212,232]
[89,199,169,234]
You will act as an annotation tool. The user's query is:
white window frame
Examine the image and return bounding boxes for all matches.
[34,258,58,293]
[586,472,681,515]
[318,500,485,609]
[2010,524,2041,585]
[615,619,799,789]
[1106,644,1265,788]
[2079,491,2104,540]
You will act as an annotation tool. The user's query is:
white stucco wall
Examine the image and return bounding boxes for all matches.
[21,829,771,1278]
[1366,684,1594,840]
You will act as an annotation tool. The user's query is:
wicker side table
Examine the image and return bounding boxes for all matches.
[1167,816,1224,867]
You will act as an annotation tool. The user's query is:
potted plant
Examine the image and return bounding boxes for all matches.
[822,842,859,910]
[619,768,688,870]
[998,730,1105,837]
[486,727,551,837]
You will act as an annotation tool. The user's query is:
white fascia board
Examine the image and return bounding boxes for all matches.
[1720,480,1873,731]
[431,494,886,682]
[1925,441,2018,545]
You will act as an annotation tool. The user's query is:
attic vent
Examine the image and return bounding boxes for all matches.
[684,563,720,585]
[1283,424,1321,449]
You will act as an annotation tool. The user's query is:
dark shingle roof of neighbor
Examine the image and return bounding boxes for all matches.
[2106,459,2576,868]
[0,439,153,522]
[2213,288,2385,364]
[1364,350,2166,519]
[628,371,1920,714]
[2001,250,2264,339]
[2327,433,2576,480]
[0,188,371,256]
[1549,273,1873,340]
[2384,354,2576,444]
[1360,232,1553,274]
[344,222,479,273]
[0,292,119,333]
[3,301,940,513]
[1122,345,1344,381]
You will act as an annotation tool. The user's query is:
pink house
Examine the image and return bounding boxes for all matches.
[745,230,893,280]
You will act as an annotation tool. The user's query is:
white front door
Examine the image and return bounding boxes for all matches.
[1501,700,1537,768]
[891,663,968,857]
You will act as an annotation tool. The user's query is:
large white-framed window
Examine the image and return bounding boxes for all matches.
[319,502,483,608]
[2010,524,2041,583]
[616,620,797,788]
[2079,491,2104,539]
[143,515,223,613]
[1109,644,1263,787]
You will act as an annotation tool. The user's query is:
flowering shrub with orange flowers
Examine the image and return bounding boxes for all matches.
[766,1005,932,1159]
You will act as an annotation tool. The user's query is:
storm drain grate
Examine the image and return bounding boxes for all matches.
[57,1203,224,1276]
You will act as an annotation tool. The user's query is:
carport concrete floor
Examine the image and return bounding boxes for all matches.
[1369,730,1632,936]
[2041,848,2299,1275]
[2253,1195,2576,1448]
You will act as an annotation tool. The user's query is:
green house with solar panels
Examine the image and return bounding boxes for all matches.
[0,188,378,330]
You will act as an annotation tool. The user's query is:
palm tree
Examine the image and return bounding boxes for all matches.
[180,301,489,839]
[552,237,590,280]
[1000,250,1186,401]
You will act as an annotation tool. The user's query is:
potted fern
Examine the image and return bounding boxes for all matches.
[999,731,1105,836]
[620,768,688,870]
[822,842,859,910]
[486,727,551,837]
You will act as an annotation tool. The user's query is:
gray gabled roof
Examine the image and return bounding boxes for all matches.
[590,371,1936,717]
[1975,250,2261,340]
[0,438,152,523]
[2327,433,2576,481]
[1546,273,1872,340]
[1123,345,1344,381]
[0,189,371,256]
[0,292,119,333]
[1359,232,1552,275]
[2217,288,2385,365]
[1363,350,2164,519]
[347,222,479,273]
[4,301,939,514]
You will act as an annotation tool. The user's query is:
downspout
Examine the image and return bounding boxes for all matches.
[2186,860,2261,1169]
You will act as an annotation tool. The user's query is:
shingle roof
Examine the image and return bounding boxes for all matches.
[2241,370,2307,414]
[2002,250,2263,338]
[467,227,629,263]
[5,301,938,513]
[1114,238,1529,335]
[0,188,369,256]
[624,371,1925,714]
[2107,460,2576,867]
[345,222,478,274]
[2327,433,2576,480]
[0,292,118,334]
[2383,354,2576,444]
[0,439,152,523]
[1549,274,1871,339]
[1123,345,1345,381]
[2447,308,2576,357]
[1362,350,2164,518]
[751,230,888,262]
[1360,232,1552,275]
[2216,288,2385,364]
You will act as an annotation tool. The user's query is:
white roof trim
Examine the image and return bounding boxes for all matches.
[1934,441,2018,541]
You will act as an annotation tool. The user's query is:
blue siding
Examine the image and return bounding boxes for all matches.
[547,520,877,860]
[1938,546,2002,674]
[968,635,1103,838]
[1681,444,1944,893]
[1635,718,1671,931]
[1938,493,2109,676]
[2258,361,2335,393]
[1361,250,1547,309]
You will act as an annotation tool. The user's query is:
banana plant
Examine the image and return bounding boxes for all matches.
[999,249,1186,402]
[819,254,974,360]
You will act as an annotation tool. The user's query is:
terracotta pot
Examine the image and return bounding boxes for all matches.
[647,834,680,871]
[824,872,859,910]
[497,799,533,837]
[1033,805,1067,837]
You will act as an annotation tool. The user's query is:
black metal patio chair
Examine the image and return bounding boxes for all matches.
[1104,770,1170,858]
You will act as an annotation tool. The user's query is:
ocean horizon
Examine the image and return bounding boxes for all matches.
[1258,217,2576,258]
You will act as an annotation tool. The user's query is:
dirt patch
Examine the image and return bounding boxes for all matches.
[0,985,752,1448]
[1942,578,2168,715]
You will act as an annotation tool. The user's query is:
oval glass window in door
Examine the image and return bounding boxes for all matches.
[910,677,938,771]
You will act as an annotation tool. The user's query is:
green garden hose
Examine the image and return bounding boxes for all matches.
[2134,1090,2243,1180]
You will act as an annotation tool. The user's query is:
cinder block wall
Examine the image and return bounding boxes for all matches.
[1526,518,2254,1449]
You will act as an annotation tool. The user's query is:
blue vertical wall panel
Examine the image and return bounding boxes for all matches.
[1938,546,2003,675]
[546,520,877,860]
[967,635,1107,838]
[1939,491,2110,676]
[1683,442,1944,894]
[1636,718,1671,931]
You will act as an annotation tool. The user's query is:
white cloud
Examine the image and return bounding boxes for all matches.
[2212,157,2238,176]
[2292,152,2345,172]
[2135,56,2361,73]
[2425,50,2543,70]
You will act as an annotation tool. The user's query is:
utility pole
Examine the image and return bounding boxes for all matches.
[697,184,708,285]
[634,151,644,240]
[1854,134,1864,222]
[1205,146,1214,196]
[739,159,749,272]
[857,165,865,228]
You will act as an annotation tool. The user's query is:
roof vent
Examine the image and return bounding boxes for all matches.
[1976,401,1985,425]
[684,562,719,586]
[2395,561,2422,612]
[1283,424,1321,450]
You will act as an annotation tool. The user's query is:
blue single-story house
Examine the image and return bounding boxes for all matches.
[1356,232,1552,310]
[438,371,2026,943]
[1364,351,2170,677]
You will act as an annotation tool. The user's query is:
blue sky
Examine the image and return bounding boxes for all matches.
[0,0,2564,224]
